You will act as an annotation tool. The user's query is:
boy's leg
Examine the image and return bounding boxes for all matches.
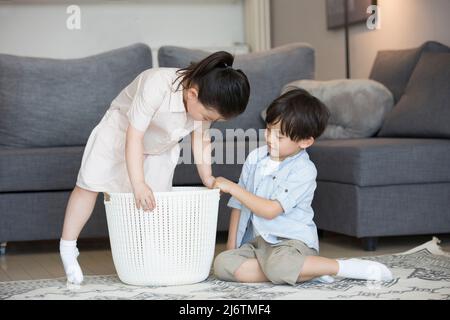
[258,238,320,285]
[297,256,339,282]
[214,240,262,282]
[299,256,394,282]
[60,185,99,284]
[233,259,268,283]
[258,238,393,284]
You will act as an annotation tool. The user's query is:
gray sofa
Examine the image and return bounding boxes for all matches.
[1,41,448,254]
[309,41,450,250]
[0,42,314,253]
[0,44,154,253]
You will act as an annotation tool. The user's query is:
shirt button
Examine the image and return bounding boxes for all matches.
[285,189,288,192]
[272,176,276,180]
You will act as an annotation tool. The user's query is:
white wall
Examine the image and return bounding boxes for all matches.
[271,0,450,80]
[0,0,247,60]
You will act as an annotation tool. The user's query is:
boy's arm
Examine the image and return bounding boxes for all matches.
[227,208,241,250]
[192,121,215,188]
[214,177,283,220]
[229,182,283,220]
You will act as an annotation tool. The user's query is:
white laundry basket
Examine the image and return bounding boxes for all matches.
[104,187,220,286]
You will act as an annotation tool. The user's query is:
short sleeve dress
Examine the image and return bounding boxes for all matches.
[76,68,202,193]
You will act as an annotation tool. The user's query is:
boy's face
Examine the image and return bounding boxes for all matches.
[265,121,314,160]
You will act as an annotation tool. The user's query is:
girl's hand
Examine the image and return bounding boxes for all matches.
[132,181,156,212]
[213,176,234,194]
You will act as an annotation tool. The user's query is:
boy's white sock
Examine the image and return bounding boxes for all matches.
[336,259,393,281]
[59,239,84,285]
[314,275,335,283]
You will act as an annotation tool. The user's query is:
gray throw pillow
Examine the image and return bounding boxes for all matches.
[378,52,450,138]
[158,43,315,133]
[261,79,394,139]
[369,41,450,104]
[0,43,152,148]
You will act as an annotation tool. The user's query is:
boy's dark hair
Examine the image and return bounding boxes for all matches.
[265,88,330,140]
[174,51,250,119]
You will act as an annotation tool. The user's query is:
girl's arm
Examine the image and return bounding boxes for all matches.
[227,208,241,250]
[192,121,215,188]
[125,124,156,211]
[214,177,283,220]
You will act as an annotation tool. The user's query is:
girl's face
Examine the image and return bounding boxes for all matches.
[183,87,224,122]
[265,121,314,161]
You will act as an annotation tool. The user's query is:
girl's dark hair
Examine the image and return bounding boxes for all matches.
[265,88,330,140]
[174,51,250,119]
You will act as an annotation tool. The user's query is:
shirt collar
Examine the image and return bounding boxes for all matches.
[254,145,306,184]
[260,144,306,168]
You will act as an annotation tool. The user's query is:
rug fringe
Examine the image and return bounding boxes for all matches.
[400,237,450,257]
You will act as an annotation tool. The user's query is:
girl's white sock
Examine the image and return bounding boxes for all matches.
[59,239,84,285]
[336,259,393,281]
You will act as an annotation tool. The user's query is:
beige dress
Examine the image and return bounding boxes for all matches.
[76,68,202,193]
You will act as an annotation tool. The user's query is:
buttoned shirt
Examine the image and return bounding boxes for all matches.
[228,145,319,252]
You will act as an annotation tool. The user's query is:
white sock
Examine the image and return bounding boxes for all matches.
[336,259,393,281]
[59,239,84,285]
[314,275,335,283]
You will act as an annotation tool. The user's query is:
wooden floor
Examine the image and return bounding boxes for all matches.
[1,232,449,282]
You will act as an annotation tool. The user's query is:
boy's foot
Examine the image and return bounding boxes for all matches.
[59,239,84,285]
[336,259,393,281]
[314,275,335,283]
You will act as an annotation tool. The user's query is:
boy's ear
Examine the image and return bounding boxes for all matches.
[298,137,314,149]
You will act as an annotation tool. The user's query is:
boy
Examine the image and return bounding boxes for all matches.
[213,89,393,285]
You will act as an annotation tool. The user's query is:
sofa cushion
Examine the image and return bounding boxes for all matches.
[378,53,450,138]
[0,146,85,192]
[0,43,152,148]
[158,43,315,132]
[269,79,394,139]
[308,138,450,187]
[369,41,450,103]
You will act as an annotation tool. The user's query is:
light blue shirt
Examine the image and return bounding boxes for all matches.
[227,145,319,252]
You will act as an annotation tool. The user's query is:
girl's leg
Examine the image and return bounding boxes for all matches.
[60,186,99,284]
[61,185,99,240]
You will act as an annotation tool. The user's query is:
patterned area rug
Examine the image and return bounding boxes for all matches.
[1,237,449,300]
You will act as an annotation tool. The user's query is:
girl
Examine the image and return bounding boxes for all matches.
[60,51,251,285]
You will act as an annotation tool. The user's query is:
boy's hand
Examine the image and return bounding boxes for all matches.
[213,176,234,194]
[203,175,216,189]
[132,181,156,212]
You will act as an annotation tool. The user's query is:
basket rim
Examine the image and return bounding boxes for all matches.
[104,186,220,198]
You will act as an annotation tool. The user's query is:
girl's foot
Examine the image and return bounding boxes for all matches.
[59,239,84,285]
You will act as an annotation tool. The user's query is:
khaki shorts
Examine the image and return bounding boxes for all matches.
[213,236,318,286]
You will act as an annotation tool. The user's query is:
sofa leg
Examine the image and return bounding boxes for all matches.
[361,237,378,251]
[0,242,7,256]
